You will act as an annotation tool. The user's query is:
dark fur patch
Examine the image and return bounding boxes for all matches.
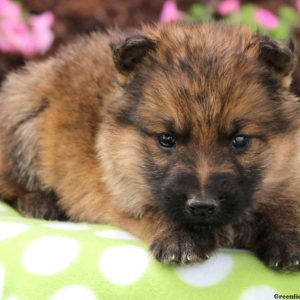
[111,35,156,74]
[14,98,50,130]
[258,35,297,76]
[10,190,67,221]
[8,98,50,190]
[178,59,195,79]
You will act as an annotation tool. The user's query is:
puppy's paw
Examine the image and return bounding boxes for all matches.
[15,191,67,221]
[256,233,300,271]
[150,229,216,264]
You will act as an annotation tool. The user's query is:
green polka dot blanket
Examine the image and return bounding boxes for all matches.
[0,200,299,300]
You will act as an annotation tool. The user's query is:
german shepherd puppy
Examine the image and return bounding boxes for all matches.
[0,22,299,271]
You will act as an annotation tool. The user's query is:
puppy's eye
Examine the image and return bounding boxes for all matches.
[158,133,177,149]
[232,135,250,151]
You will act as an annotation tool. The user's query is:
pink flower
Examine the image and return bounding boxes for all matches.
[160,0,184,23]
[296,0,300,14]
[217,0,240,16]
[28,12,54,54]
[0,0,21,21]
[255,9,279,29]
[0,19,30,53]
[0,0,54,56]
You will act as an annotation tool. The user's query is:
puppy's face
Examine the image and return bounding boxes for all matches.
[101,23,300,228]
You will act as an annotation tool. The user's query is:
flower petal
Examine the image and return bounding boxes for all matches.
[160,0,184,23]
[255,9,279,29]
[217,0,240,16]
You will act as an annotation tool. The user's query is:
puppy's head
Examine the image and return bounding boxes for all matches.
[99,22,300,228]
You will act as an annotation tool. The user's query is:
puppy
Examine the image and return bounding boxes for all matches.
[0,22,299,270]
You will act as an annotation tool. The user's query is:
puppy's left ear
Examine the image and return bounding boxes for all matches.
[110,35,157,87]
[256,36,297,88]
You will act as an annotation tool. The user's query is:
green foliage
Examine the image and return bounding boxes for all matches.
[279,6,299,27]
[185,3,300,41]
[226,4,257,30]
[187,4,214,22]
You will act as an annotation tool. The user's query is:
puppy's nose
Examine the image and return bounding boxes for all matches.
[186,197,218,217]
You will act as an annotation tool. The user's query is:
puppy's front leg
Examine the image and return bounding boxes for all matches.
[253,199,300,271]
[102,206,217,264]
[12,190,67,221]
[150,226,217,264]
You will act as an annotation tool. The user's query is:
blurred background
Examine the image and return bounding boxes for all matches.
[1,0,300,95]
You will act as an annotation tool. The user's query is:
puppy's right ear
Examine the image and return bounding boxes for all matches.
[110,35,157,87]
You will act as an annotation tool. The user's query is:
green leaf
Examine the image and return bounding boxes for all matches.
[278,6,300,26]
[233,5,259,31]
[240,4,257,23]
[272,24,291,40]
[187,4,213,22]
[226,5,259,31]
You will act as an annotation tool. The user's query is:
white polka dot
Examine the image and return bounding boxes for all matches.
[0,265,5,299]
[95,229,138,241]
[22,236,80,275]
[0,205,8,212]
[177,252,233,287]
[50,285,98,300]
[46,222,89,231]
[240,286,277,300]
[0,221,29,241]
[100,245,150,285]
[6,296,20,300]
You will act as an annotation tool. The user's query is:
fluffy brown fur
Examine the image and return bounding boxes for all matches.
[0,22,300,270]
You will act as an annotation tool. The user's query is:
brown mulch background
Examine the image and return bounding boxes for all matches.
[1,0,300,95]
